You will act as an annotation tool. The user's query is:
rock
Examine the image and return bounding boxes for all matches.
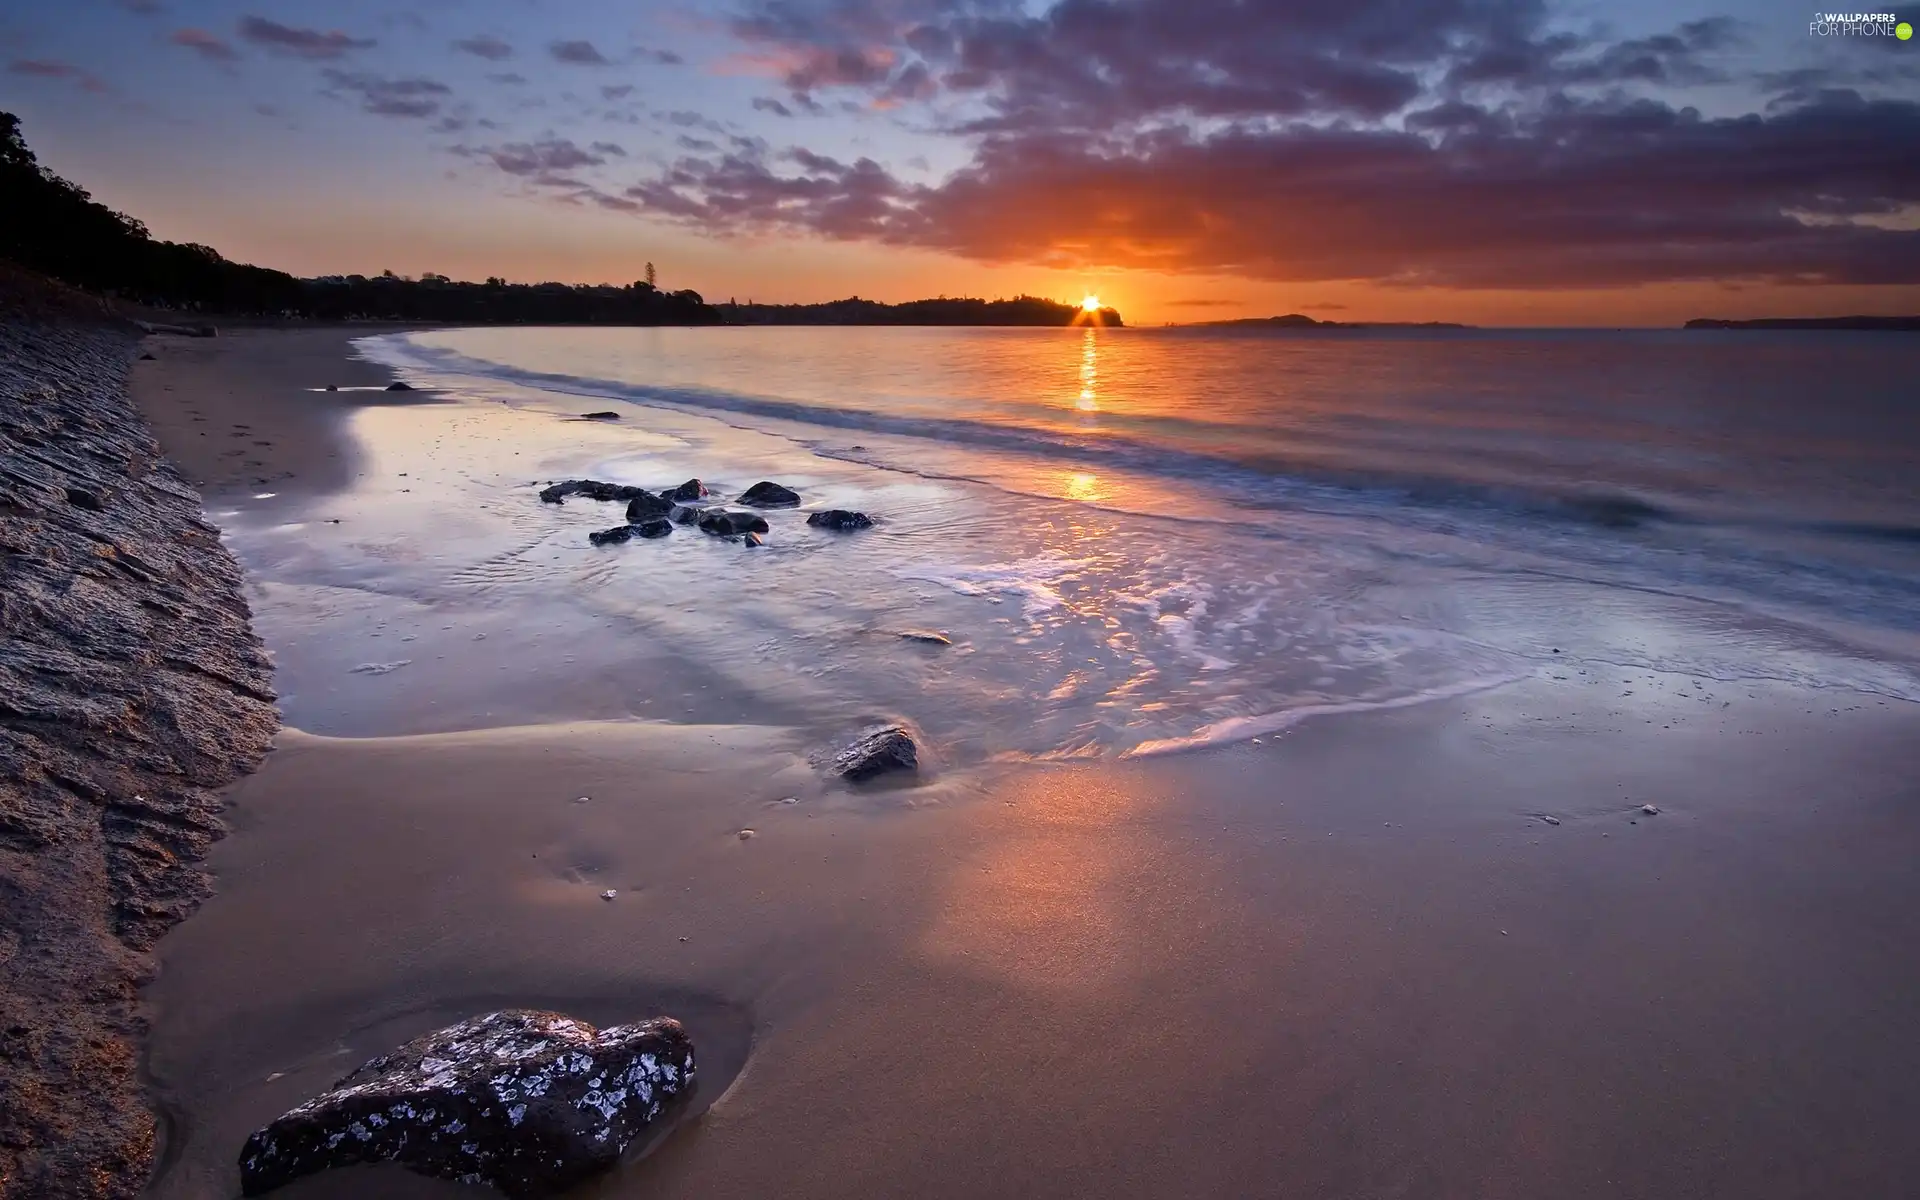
[580,411,620,420]
[138,352,156,360]
[237,1010,696,1198]
[738,481,800,508]
[323,384,338,391]
[601,889,617,901]
[588,525,634,546]
[742,532,763,547]
[64,486,103,511]
[697,509,769,537]
[662,479,707,502]
[668,503,705,525]
[898,630,951,646]
[633,517,673,539]
[1640,803,1660,816]
[384,381,415,392]
[832,725,919,783]
[806,509,873,531]
[539,480,653,504]
[624,491,673,523]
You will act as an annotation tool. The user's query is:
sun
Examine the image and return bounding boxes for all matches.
[1080,294,1101,313]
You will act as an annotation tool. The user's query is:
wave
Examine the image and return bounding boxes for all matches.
[1121,675,1523,757]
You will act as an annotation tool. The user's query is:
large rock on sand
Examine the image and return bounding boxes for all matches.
[738,481,800,508]
[662,479,708,502]
[238,1010,696,1198]
[833,725,920,782]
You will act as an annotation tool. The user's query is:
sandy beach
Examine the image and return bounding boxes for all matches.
[129,329,1920,1199]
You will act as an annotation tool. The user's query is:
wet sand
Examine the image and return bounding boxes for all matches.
[134,331,1920,1198]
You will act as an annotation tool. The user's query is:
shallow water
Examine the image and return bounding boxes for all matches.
[221,325,1920,760]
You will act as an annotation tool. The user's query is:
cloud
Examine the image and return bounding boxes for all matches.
[8,58,110,93]
[549,39,611,66]
[482,137,612,176]
[602,84,634,100]
[238,16,374,60]
[321,69,452,118]
[590,141,627,157]
[487,72,527,86]
[453,34,513,61]
[168,28,239,62]
[1165,298,1244,307]
[620,89,1920,288]
[752,96,793,117]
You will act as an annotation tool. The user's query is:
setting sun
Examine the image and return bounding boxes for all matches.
[1081,295,1101,312]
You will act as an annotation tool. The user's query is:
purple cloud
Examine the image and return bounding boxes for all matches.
[452,34,513,61]
[549,39,610,66]
[169,28,239,62]
[321,69,452,119]
[8,58,110,93]
[484,138,611,176]
[238,16,374,60]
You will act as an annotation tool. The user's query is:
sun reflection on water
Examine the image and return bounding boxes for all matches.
[1076,326,1099,413]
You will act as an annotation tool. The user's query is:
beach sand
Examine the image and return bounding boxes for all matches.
[131,330,1920,1199]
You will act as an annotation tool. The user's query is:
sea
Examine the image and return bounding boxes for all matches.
[220,325,1920,762]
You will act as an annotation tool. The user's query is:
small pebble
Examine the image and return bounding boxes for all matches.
[600,890,617,901]
[738,829,756,840]
[1541,815,1561,826]
[777,797,799,805]
[1641,804,1660,815]
[574,796,589,804]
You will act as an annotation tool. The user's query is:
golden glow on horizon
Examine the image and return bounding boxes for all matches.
[1081,294,1101,312]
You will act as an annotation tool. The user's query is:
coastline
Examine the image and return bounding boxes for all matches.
[0,292,278,1197]
[121,327,1920,1198]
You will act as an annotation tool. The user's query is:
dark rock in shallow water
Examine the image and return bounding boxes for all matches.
[742,532,763,547]
[138,351,156,360]
[663,479,708,502]
[633,517,672,539]
[806,509,873,531]
[580,411,620,420]
[237,1010,696,1198]
[668,503,705,525]
[539,479,653,504]
[588,525,635,546]
[323,384,338,391]
[898,630,951,646]
[384,381,415,392]
[625,491,673,523]
[739,481,800,508]
[833,725,920,782]
[698,509,769,537]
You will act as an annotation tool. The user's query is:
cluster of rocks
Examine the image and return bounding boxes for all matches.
[540,476,875,549]
[239,1010,696,1198]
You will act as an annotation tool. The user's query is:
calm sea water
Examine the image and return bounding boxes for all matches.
[243,325,1920,759]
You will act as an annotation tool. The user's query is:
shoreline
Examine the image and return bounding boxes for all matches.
[121,326,1920,1198]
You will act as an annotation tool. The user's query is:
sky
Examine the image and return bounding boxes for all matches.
[4,0,1919,325]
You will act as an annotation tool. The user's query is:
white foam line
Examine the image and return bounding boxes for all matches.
[1120,673,1522,758]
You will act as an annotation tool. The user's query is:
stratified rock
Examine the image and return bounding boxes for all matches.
[832,725,919,782]
[697,509,769,537]
[624,491,673,523]
[806,510,873,531]
[237,1010,696,1199]
[384,381,415,392]
[588,525,635,546]
[580,411,620,420]
[633,517,672,539]
[662,479,707,502]
[739,481,800,508]
[539,480,653,504]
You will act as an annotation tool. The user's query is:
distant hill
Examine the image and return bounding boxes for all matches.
[1191,313,1472,330]
[1684,316,1920,331]
[1,110,719,325]
[719,295,1123,326]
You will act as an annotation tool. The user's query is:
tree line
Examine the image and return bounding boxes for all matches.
[0,111,719,325]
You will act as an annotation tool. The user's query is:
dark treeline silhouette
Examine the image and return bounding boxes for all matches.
[0,111,719,325]
[1684,316,1920,331]
[1191,313,1470,330]
[720,295,1124,326]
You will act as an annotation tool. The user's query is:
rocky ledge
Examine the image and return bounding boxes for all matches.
[239,1010,695,1198]
[0,288,279,1198]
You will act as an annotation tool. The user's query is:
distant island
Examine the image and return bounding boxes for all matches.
[1190,313,1472,330]
[1683,316,1920,331]
[719,296,1123,327]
